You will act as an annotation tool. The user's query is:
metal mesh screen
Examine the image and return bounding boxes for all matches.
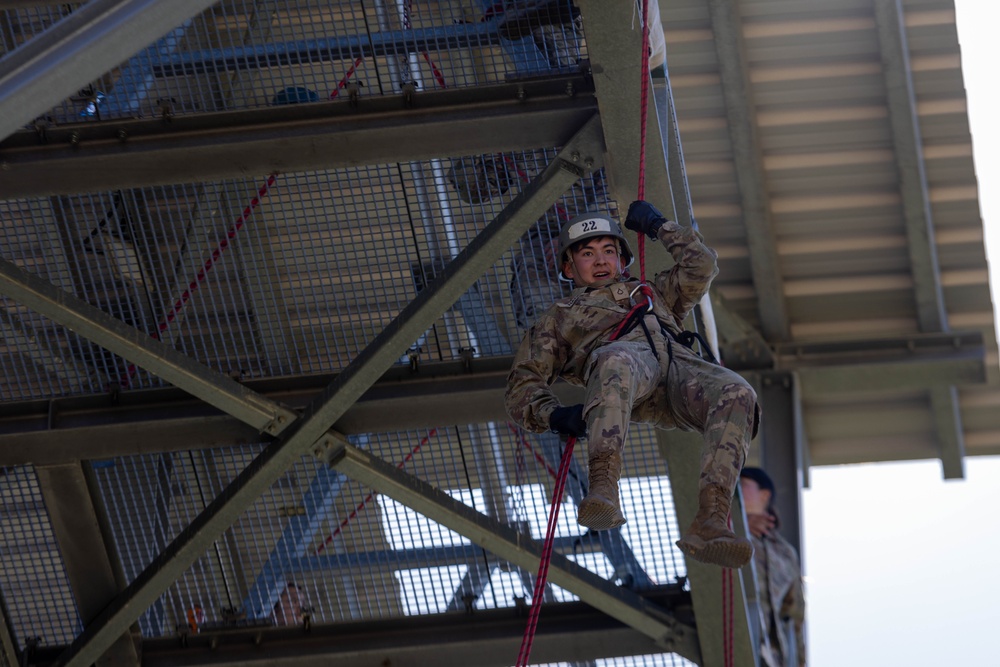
[5,0,586,127]
[0,4,87,58]
[0,150,611,400]
[2,4,705,665]
[0,466,81,649]
[90,422,686,639]
[535,655,695,667]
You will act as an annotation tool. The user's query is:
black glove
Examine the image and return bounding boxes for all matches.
[624,200,668,239]
[549,404,587,438]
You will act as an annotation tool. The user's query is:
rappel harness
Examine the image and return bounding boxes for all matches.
[607,280,718,365]
[603,0,716,367]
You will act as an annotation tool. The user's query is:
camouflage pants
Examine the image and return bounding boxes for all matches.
[582,337,757,494]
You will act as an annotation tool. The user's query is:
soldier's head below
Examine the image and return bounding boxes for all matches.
[557,212,634,288]
[740,466,779,524]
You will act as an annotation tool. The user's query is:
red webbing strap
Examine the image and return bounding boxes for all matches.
[515,435,577,667]
[723,567,735,667]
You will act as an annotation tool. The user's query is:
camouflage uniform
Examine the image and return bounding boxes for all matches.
[505,220,758,498]
[753,531,807,667]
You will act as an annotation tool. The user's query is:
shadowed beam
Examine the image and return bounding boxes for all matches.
[0,76,597,197]
[0,330,986,466]
[35,462,141,667]
[328,442,700,662]
[38,119,605,667]
[776,332,986,396]
[28,597,690,667]
[0,0,220,141]
[873,0,964,479]
[705,0,789,343]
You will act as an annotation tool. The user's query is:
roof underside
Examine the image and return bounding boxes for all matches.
[0,1,995,666]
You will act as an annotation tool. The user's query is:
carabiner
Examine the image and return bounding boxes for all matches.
[629,283,654,312]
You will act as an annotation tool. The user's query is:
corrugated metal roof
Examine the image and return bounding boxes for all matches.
[663,0,999,465]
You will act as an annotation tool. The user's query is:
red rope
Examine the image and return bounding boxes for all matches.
[330,57,364,99]
[515,435,576,667]
[403,0,449,89]
[723,567,734,667]
[506,423,559,479]
[314,428,438,555]
[118,173,278,386]
[119,53,358,390]
[636,0,652,283]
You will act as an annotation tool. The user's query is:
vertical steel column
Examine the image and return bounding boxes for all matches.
[657,431,757,667]
[577,0,755,662]
[757,372,804,557]
[34,462,140,667]
[0,585,19,667]
[872,0,965,480]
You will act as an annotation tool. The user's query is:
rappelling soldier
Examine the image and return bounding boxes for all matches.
[504,200,760,568]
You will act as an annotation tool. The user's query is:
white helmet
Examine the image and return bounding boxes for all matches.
[556,212,634,280]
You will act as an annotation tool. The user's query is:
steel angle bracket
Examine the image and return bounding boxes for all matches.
[327,441,701,663]
[39,115,605,667]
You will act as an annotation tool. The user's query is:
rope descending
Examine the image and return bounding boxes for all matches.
[516,3,661,664]
[514,436,577,667]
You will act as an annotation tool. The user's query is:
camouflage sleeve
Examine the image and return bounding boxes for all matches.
[504,312,569,433]
[651,220,719,324]
[779,559,807,666]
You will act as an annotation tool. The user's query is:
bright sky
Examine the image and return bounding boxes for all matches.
[802,2,1000,665]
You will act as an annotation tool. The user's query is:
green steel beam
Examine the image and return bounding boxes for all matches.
[45,118,613,667]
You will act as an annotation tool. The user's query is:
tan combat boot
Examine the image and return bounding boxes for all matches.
[577,449,626,530]
[676,484,753,568]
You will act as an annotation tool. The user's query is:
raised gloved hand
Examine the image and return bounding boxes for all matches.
[549,404,587,438]
[624,200,668,239]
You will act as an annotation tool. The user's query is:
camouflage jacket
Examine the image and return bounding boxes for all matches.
[505,220,718,432]
[753,531,807,667]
